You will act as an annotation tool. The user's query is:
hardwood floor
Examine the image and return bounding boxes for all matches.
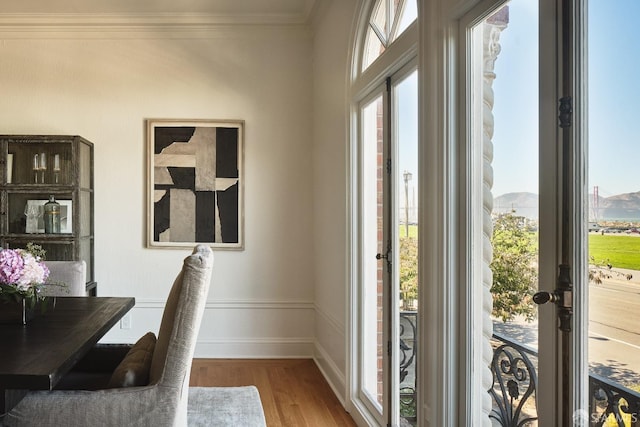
[190,359,358,426]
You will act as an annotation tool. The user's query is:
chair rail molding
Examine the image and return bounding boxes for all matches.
[117,298,316,359]
[134,298,315,310]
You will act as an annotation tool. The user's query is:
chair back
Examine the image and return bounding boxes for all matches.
[43,260,87,296]
[148,245,213,424]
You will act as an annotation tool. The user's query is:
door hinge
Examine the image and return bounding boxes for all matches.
[387,340,391,356]
[376,239,392,272]
[386,158,391,175]
[559,96,572,128]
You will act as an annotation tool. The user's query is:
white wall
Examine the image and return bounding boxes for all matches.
[0,23,316,357]
[311,0,357,404]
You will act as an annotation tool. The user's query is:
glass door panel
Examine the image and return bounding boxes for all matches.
[467,0,543,424]
[394,70,418,426]
[359,68,418,427]
[587,1,640,423]
[361,93,386,420]
[470,0,595,423]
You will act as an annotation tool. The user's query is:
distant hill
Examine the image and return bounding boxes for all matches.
[493,192,539,219]
[592,191,640,220]
[493,190,640,221]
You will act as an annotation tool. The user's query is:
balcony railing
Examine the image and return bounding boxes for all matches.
[590,373,640,426]
[489,333,538,426]
[400,311,417,424]
[490,332,640,426]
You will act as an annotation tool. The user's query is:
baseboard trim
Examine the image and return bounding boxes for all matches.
[194,338,315,358]
[313,341,346,405]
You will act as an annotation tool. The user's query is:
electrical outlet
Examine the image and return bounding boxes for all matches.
[120,313,131,329]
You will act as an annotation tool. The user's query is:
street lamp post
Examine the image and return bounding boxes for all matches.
[403,171,412,237]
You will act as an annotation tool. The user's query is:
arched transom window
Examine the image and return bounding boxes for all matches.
[362,0,417,71]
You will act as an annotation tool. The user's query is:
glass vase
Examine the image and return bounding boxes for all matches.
[0,297,53,325]
[0,298,35,325]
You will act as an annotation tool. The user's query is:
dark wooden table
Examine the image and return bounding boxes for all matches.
[0,296,135,414]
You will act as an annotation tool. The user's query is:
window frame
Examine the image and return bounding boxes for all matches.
[347,0,418,425]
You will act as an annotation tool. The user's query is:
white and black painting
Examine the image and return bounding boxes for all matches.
[147,119,244,249]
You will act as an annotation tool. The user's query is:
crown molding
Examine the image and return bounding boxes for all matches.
[0,12,314,28]
[0,13,315,39]
[306,0,332,32]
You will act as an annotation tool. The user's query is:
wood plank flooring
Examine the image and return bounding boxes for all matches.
[190,359,358,426]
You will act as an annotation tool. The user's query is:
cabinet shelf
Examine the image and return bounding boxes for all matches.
[2,184,78,190]
[4,233,75,239]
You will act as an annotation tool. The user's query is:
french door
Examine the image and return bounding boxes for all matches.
[359,63,418,426]
[462,0,587,424]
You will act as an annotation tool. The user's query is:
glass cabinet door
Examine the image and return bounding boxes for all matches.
[7,140,73,186]
[7,192,74,235]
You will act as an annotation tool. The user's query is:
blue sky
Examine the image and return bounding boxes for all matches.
[491,0,640,198]
[588,0,640,197]
[491,0,539,197]
[397,71,418,208]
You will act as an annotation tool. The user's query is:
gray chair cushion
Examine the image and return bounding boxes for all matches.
[107,332,156,388]
[43,260,86,296]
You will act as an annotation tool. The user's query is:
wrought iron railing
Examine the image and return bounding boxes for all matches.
[400,311,417,424]
[590,373,640,426]
[490,332,640,427]
[489,332,539,426]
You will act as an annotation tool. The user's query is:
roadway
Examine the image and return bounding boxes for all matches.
[493,269,640,385]
[589,275,640,384]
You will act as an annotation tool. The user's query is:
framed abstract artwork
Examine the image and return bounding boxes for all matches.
[146,119,244,249]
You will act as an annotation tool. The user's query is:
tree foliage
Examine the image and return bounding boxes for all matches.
[399,236,418,308]
[589,256,632,284]
[490,213,538,322]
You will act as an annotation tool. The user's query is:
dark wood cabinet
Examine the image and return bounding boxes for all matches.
[0,135,95,295]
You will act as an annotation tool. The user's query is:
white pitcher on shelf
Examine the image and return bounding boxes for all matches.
[6,153,13,183]
[24,203,42,234]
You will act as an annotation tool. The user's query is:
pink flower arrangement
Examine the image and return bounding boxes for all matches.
[0,244,50,303]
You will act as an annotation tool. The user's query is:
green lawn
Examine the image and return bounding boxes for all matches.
[399,225,418,238]
[398,227,640,270]
[588,234,640,270]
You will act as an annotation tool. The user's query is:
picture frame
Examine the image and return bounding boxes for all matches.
[25,199,73,234]
[146,119,244,249]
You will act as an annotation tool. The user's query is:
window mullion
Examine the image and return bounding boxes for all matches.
[386,0,392,42]
[389,0,405,42]
[370,22,388,48]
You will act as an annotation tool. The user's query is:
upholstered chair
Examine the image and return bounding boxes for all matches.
[42,260,87,297]
[3,245,214,427]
